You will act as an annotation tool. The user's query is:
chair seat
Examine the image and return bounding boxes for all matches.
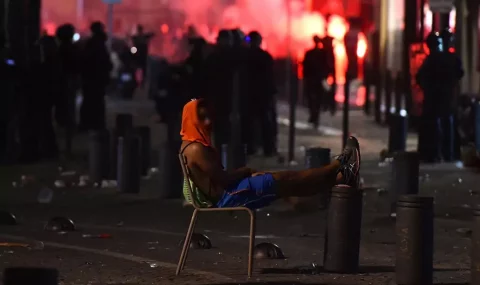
[198,206,253,212]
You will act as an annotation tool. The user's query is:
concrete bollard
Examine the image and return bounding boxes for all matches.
[4,267,59,285]
[323,187,363,273]
[88,130,110,182]
[395,195,434,285]
[389,151,419,215]
[115,113,133,137]
[305,147,331,168]
[388,114,408,154]
[221,144,247,170]
[471,207,480,284]
[135,126,151,176]
[117,136,141,194]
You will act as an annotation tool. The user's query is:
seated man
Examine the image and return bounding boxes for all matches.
[180,99,361,209]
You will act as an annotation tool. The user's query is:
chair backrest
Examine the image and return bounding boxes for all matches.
[178,154,213,209]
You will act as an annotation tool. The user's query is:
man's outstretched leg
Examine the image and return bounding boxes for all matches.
[216,136,361,209]
[273,136,360,197]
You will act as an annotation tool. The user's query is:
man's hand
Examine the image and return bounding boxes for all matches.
[235,167,256,178]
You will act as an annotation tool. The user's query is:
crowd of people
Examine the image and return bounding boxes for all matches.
[1,20,281,163]
[154,28,279,157]
[0,21,114,163]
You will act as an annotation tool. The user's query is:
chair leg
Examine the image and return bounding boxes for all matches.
[180,211,199,271]
[247,211,256,278]
[176,209,199,276]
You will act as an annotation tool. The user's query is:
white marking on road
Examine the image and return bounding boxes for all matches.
[277,117,342,136]
[0,233,231,281]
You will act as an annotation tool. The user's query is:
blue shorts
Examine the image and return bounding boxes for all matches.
[216,174,278,210]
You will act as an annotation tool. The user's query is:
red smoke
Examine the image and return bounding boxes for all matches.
[41,0,365,85]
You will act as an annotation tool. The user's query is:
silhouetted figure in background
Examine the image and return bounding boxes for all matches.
[79,21,112,131]
[0,32,10,163]
[322,32,336,115]
[55,23,79,155]
[303,35,328,129]
[246,31,277,156]
[19,34,61,162]
[204,30,234,150]
[416,30,464,162]
[117,42,139,100]
[185,37,208,100]
[131,24,154,85]
[230,28,256,154]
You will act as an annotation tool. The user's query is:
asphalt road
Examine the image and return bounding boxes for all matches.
[0,157,476,284]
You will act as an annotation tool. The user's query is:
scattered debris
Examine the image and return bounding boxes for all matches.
[37,187,54,204]
[82,234,112,239]
[0,211,17,225]
[254,242,285,259]
[0,241,44,250]
[178,233,212,249]
[376,188,387,195]
[456,228,472,237]
[44,217,75,232]
[101,180,117,188]
[53,180,66,188]
[60,171,77,177]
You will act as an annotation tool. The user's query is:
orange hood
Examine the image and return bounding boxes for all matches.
[180,99,213,147]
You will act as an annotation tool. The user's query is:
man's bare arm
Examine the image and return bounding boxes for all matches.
[227,167,256,184]
[190,144,254,188]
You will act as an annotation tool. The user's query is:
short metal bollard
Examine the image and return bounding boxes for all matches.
[221,144,247,170]
[135,126,151,176]
[323,186,363,273]
[117,136,141,194]
[109,129,119,179]
[384,70,393,123]
[471,207,480,284]
[115,113,133,136]
[3,267,59,285]
[388,114,408,154]
[389,151,419,214]
[476,101,480,152]
[88,130,110,182]
[305,147,331,168]
[395,195,434,285]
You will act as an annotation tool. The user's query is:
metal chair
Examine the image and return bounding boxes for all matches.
[176,154,256,277]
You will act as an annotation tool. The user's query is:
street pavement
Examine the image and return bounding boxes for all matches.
[0,95,476,284]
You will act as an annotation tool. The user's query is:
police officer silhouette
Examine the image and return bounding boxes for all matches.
[416,29,464,162]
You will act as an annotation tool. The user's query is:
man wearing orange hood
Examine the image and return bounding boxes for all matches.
[179,99,361,209]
